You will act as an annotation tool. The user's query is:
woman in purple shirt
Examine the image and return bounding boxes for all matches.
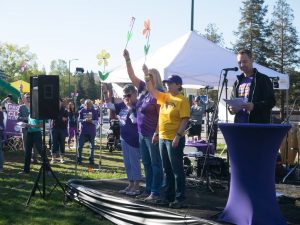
[105,84,142,196]
[77,100,98,165]
[123,49,163,202]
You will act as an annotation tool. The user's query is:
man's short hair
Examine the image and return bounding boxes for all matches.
[238,49,253,58]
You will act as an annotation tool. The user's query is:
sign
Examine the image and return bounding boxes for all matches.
[5,103,21,136]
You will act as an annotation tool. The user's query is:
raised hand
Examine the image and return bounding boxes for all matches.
[123,49,130,61]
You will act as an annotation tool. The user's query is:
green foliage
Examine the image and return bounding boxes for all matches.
[203,23,224,47]
[58,75,69,98]
[233,0,271,66]
[76,71,101,101]
[49,59,69,97]
[0,143,124,225]
[0,43,42,82]
[49,59,68,76]
[288,70,300,105]
[268,0,300,73]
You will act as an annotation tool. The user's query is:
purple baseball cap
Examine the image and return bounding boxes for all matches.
[162,75,182,85]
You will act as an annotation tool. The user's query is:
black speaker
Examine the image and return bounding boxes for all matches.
[30,75,59,119]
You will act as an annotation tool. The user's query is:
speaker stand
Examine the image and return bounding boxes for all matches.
[26,120,65,206]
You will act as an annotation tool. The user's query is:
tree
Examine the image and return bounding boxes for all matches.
[267,0,300,119]
[203,23,224,46]
[0,42,41,82]
[233,0,270,66]
[268,0,300,73]
[49,59,68,76]
[49,59,69,97]
[76,71,100,101]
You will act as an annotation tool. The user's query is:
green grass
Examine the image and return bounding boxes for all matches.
[0,139,126,225]
[0,138,226,225]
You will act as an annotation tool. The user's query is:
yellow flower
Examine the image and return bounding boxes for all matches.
[95,99,102,106]
[97,49,110,66]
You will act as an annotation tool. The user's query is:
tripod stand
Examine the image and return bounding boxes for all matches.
[26,120,65,206]
[282,149,300,183]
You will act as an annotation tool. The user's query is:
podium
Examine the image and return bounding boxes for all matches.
[218,123,291,225]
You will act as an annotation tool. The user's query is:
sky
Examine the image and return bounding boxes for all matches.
[0,0,299,74]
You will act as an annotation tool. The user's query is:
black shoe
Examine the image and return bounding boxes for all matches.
[169,200,184,209]
[89,160,95,165]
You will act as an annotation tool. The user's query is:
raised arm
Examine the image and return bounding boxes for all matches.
[142,64,160,99]
[102,83,116,114]
[19,85,30,109]
[123,49,141,88]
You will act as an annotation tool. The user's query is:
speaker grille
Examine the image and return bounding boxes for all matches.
[30,75,59,119]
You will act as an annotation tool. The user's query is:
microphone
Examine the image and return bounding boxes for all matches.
[204,85,214,89]
[223,67,238,71]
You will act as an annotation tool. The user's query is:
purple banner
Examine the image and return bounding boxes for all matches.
[5,103,21,136]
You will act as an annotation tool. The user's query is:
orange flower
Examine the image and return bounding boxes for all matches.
[142,19,151,39]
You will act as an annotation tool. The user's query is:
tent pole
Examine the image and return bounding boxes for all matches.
[191,0,194,31]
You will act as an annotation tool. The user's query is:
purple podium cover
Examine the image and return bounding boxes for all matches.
[218,123,290,225]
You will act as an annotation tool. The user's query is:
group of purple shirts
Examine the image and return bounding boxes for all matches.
[115,82,159,147]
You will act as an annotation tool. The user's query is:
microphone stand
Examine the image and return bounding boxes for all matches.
[198,70,230,192]
[219,70,230,190]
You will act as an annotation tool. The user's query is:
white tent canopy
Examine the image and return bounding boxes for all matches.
[107,31,289,90]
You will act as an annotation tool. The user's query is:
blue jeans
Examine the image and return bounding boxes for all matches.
[51,127,67,156]
[139,134,163,195]
[159,137,186,202]
[0,131,3,170]
[77,133,95,163]
[121,140,142,181]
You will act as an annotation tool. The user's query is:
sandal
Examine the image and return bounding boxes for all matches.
[118,187,130,194]
[126,189,141,196]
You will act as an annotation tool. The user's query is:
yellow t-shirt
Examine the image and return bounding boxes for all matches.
[156,92,190,140]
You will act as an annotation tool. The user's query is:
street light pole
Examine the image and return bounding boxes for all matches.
[68,59,78,97]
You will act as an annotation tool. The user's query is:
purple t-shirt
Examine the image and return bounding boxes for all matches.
[78,107,98,136]
[235,76,253,123]
[115,102,139,148]
[136,81,160,136]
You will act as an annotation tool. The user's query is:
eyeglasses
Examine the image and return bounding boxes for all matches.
[123,94,132,99]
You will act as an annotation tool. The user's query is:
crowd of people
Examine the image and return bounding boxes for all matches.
[0,90,101,174]
[0,48,275,209]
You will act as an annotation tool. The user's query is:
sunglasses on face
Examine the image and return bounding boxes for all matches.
[123,93,132,99]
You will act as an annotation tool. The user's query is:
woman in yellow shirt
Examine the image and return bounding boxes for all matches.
[142,64,190,209]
